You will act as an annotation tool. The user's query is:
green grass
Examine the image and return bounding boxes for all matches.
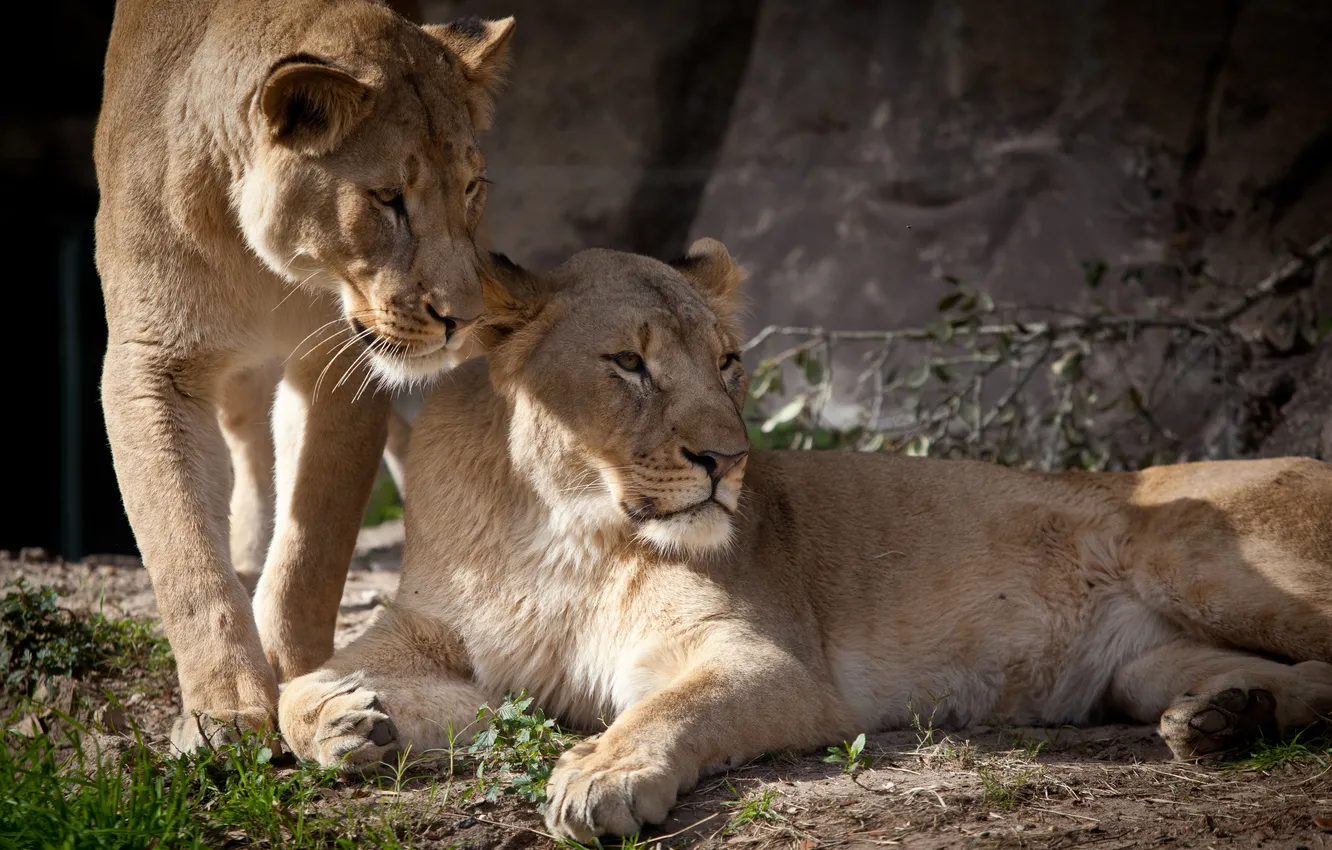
[0,725,418,850]
[1238,729,1332,772]
[1,578,173,698]
[721,782,786,835]
[976,763,1037,810]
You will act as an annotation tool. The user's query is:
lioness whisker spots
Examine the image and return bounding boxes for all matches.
[281,241,1332,843]
[352,336,392,404]
[333,329,384,393]
[313,324,380,400]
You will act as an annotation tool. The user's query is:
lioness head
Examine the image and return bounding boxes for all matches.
[482,240,752,554]
[239,8,514,383]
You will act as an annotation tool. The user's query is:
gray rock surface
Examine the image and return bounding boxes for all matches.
[418,0,1331,455]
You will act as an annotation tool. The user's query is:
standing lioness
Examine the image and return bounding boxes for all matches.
[95,0,512,750]
[281,242,1332,841]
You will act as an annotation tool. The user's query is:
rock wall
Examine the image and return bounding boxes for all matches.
[423,0,1332,455]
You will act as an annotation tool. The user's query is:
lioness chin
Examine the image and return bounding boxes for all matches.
[96,0,513,751]
[280,240,1332,842]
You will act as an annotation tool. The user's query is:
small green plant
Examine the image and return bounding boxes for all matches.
[0,579,173,698]
[1238,729,1332,772]
[465,690,576,810]
[908,691,950,749]
[721,782,786,835]
[977,764,1037,810]
[1,578,102,695]
[1000,728,1047,759]
[824,732,871,775]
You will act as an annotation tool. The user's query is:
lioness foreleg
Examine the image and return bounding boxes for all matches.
[545,639,843,842]
[102,343,279,751]
[279,606,484,770]
[253,350,391,682]
[1110,638,1332,760]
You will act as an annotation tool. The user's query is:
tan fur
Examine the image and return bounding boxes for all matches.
[280,243,1332,841]
[95,0,513,751]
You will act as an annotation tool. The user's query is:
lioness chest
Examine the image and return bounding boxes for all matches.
[416,551,733,732]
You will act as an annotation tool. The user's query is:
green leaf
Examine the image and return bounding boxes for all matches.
[924,319,954,342]
[1081,259,1108,289]
[936,292,964,312]
[1050,349,1082,378]
[904,362,931,389]
[802,355,824,386]
[749,367,782,400]
[903,435,932,457]
[760,395,807,433]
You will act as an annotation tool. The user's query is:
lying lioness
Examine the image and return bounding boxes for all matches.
[281,241,1332,841]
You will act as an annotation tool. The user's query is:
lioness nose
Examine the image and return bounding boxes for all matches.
[425,302,478,342]
[683,448,748,482]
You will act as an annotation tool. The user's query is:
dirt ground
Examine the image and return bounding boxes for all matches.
[5,525,1332,850]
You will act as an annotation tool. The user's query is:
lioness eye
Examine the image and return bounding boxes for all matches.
[720,352,741,370]
[466,176,491,200]
[609,351,645,373]
[371,188,405,214]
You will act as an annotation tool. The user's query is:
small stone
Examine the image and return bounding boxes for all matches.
[9,714,46,737]
[94,704,131,736]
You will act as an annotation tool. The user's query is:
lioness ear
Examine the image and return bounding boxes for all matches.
[478,252,551,345]
[424,17,515,130]
[670,238,746,316]
[261,59,373,155]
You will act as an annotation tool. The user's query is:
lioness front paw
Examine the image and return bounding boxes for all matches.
[170,707,277,754]
[545,737,679,842]
[279,674,400,771]
[1160,686,1278,760]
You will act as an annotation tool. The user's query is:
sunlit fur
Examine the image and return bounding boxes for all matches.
[94,0,514,752]
[281,242,1332,845]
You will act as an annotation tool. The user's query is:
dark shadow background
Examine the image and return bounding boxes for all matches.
[6,0,1332,560]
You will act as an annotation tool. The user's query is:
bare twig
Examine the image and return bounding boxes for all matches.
[740,236,1330,469]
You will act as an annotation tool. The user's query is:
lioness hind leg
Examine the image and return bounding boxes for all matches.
[279,607,485,771]
[1111,639,1332,760]
[218,363,281,588]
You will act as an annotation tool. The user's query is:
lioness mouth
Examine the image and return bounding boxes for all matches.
[621,497,725,523]
[349,317,407,355]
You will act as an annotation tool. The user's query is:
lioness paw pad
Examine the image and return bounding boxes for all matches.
[303,686,401,771]
[170,707,276,754]
[544,738,678,842]
[1160,686,1278,760]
